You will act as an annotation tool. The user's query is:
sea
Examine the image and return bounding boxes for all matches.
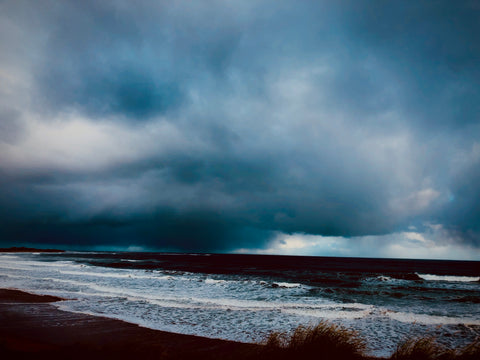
[0,252,479,357]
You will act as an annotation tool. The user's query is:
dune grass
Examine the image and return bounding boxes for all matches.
[456,338,480,360]
[390,337,450,360]
[260,321,479,360]
[390,337,480,360]
[262,321,366,360]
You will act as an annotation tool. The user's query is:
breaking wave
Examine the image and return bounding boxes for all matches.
[417,274,480,282]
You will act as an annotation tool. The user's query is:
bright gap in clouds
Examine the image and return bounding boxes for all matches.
[235,224,480,261]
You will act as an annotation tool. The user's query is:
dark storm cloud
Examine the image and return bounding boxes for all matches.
[0,0,479,252]
[438,158,480,246]
[35,0,242,120]
[36,3,178,119]
[343,0,480,130]
[0,148,400,250]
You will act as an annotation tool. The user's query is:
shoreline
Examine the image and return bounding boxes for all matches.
[3,288,478,359]
[0,288,261,359]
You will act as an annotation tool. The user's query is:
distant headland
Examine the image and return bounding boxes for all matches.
[0,247,65,253]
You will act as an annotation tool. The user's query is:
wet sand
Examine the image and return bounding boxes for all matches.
[0,288,261,359]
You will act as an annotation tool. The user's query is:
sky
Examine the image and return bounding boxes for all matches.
[0,1,479,260]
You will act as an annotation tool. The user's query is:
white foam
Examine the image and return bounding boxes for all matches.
[273,282,302,288]
[9,275,98,290]
[0,264,31,271]
[0,259,80,269]
[282,306,373,319]
[204,278,227,285]
[0,255,20,259]
[22,260,79,267]
[193,297,278,309]
[59,270,169,280]
[0,273,32,279]
[385,310,480,326]
[417,274,480,282]
[178,297,352,312]
[377,276,394,282]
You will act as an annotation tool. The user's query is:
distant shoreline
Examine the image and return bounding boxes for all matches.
[0,246,65,253]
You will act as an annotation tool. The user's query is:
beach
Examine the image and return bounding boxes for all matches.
[1,252,478,359]
[4,288,479,360]
[0,288,260,359]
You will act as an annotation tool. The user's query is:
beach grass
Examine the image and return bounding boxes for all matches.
[262,321,366,359]
[390,337,449,360]
[456,338,480,360]
[390,337,480,360]
[261,322,480,360]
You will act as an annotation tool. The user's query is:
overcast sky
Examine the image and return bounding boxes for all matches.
[0,1,479,259]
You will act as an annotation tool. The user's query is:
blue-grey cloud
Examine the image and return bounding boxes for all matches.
[0,0,479,253]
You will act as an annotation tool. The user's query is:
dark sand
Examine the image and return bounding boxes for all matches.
[0,288,261,359]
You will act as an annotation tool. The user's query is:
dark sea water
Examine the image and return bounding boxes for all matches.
[1,252,479,357]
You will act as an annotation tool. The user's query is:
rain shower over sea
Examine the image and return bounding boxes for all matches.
[1,252,479,357]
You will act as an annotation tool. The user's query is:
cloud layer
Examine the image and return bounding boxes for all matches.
[0,1,479,256]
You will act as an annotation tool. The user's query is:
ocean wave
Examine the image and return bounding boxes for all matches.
[0,259,80,269]
[58,270,174,280]
[376,275,394,282]
[272,282,303,288]
[0,264,31,271]
[204,278,227,285]
[0,255,20,259]
[363,275,400,283]
[282,306,373,319]
[384,309,480,326]
[417,274,480,282]
[0,273,31,279]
